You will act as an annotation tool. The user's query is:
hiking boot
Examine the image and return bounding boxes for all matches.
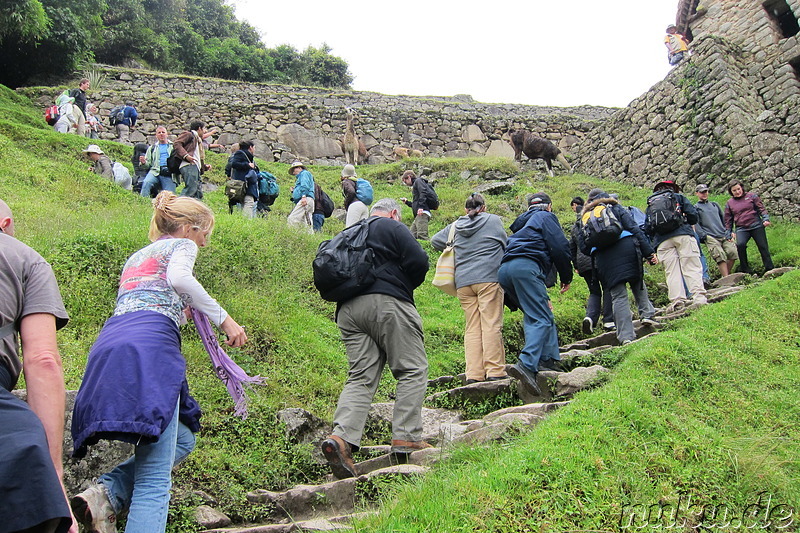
[321,435,358,479]
[465,379,481,385]
[70,483,117,533]
[582,316,595,335]
[391,439,432,454]
[537,359,564,372]
[486,375,510,382]
[603,321,616,331]
[507,363,541,396]
[641,317,661,327]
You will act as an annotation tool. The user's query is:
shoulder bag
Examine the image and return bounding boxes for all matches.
[432,224,457,296]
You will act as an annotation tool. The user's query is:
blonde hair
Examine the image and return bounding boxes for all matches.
[148,191,215,241]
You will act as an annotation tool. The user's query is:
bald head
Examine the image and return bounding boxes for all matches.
[0,198,14,236]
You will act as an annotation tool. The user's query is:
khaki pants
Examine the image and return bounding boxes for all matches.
[287,198,314,233]
[333,293,428,446]
[457,282,506,380]
[76,109,86,136]
[410,213,430,240]
[657,234,707,303]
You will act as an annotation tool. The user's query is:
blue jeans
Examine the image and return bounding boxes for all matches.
[312,213,325,232]
[498,258,560,372]
[179,165,202,199]
[140,171,176,197]
[99,403,191,532]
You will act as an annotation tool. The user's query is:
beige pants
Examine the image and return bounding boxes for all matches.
[657,234,707,303]
[287,198,315,233]
[457,282,506,380]
[76,109,86,136]
[345,201,370,227]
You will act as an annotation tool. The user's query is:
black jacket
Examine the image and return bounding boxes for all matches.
[229,149,259,198]
[403,177,435,213]
[644,191,699,250]
[357,216,429,305]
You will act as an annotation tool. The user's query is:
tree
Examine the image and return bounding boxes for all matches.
[301,45,353,89]
[0,0,49,42]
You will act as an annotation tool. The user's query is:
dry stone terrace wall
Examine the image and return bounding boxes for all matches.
[573,0,800,222]
[24,66,614,164]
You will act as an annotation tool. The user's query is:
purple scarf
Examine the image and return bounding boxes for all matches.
[190,308,265,418]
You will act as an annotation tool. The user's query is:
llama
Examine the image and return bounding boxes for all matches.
[393,146,423,160]
[343,107,359,165]
[508,129,572,177]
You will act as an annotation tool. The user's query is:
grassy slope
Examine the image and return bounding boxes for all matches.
[1,85,798,529]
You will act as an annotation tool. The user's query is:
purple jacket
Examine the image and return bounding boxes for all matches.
[724,193,770,234]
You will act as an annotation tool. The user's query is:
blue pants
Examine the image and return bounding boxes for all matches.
[498,257,560,372]
[98,420,195,521]
[312,213,325,232]
[140,171,176,198]
[179,165,202,199]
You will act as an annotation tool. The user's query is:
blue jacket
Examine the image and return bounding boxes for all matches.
[291,169,315,203]
[230,149,259,198]
[71,311,201,458]
[120,106,138,127]
[502,208,573,286]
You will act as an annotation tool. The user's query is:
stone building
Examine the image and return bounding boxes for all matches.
[573,0,800,220]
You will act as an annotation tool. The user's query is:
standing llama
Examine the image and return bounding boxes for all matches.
[343,107,359,165]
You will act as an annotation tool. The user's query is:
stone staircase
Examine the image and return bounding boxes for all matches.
[47,268,791,531]
[196,268,795,532]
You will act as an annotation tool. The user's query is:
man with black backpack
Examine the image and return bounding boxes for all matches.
[645,180,707,310]
[400,170,438,240]
[315,199,430,478]
[228,140,260,218]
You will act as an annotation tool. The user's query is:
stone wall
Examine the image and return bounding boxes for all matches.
[573,0,800,221]
[22,66,615,164]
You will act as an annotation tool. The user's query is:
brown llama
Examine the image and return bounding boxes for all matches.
[508,129,572,177]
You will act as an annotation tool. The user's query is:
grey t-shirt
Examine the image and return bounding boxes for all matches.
[0,233,69,388]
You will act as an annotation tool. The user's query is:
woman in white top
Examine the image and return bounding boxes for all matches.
[71,191,246,533]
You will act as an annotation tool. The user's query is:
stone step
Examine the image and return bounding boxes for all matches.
[202,511,378,533]
[245,464,429,522]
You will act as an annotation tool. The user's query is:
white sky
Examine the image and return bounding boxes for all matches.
[229,0,679,108]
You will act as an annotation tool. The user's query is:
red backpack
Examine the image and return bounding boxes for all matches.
[44,104,60,126]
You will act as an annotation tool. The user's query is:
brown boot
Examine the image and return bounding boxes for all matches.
[391,439,432,454]
[321,435,358,479]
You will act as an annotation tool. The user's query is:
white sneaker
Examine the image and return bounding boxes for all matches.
[71,483,117,533]
[582,316,595,335]
[603,321,616,331]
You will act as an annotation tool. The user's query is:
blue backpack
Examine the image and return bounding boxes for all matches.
[355,178,373,205]
[258,171,279,197]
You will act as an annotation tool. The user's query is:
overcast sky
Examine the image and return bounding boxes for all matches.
[229,0,679,109]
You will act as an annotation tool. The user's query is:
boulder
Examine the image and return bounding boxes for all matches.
[276,407,331,446]
[484,140,516,159]
[554,365,609,397]
[277,124,343,159]
[367,403,462,444]
[194,505,232,529]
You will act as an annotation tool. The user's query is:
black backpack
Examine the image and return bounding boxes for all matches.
[315,183,334,218]
[646,191,684,235]
[313,218,386,302]
[109,105,125,125]
[581,203,623,249]
[421,178,439,210]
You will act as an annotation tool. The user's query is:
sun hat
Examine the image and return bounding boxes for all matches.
[288,160,306,174]
[82,145,104,155]
[341,164,356,178]
[653,180,681,193]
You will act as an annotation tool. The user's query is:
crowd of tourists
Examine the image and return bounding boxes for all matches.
[6,127,777,532]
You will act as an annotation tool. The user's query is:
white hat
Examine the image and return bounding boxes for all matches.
[82,144,104,155]
[288,160,306,174]
[341,164,356,178]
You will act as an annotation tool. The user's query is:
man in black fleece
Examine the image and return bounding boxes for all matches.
[321,198,431,479]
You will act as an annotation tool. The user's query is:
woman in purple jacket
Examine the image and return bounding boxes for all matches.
[723,179,774,274]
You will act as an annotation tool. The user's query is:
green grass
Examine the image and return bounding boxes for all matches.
[2,84,799,531]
